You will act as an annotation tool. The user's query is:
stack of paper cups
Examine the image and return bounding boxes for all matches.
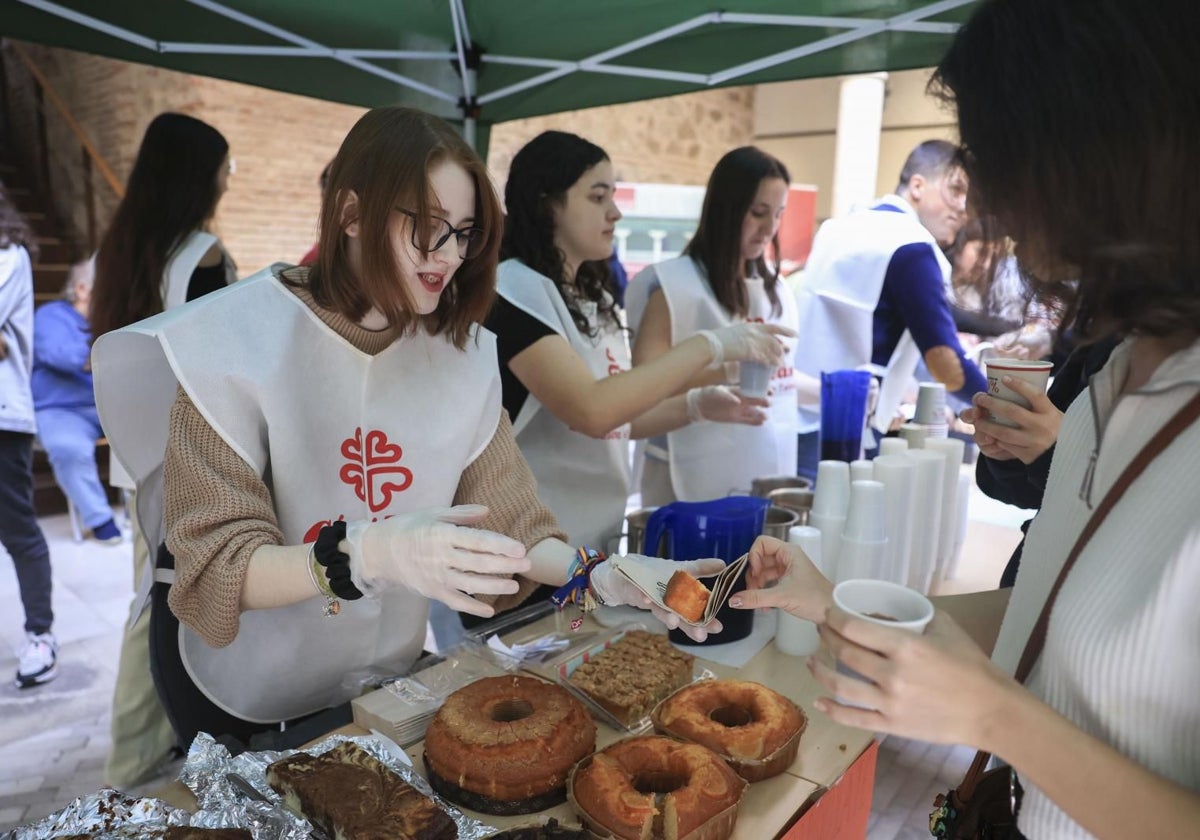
[924,437,965,585]
[809,460,850,582]
[904,450,946,594]
[944,472,972,581]
[788,525,824,575]
[775,525,823,656]
[871,454,916,586]
[837,480,888,582]
[898,422,928,449]
[849,459,874,484]
[878,437,909,458]
[914,382,949,439]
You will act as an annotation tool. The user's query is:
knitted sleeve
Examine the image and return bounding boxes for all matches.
[454,410,567,612]
[163,388,284,648]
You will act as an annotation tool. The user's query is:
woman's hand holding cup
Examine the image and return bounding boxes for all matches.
[961,374,1063,464]
[807,603,1018,750]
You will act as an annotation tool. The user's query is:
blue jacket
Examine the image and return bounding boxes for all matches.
[32,299,94,411]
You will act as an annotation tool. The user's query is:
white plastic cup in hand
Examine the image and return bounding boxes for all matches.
[828,579,934,708]
[738,361,772,399]
[914,382,947,425]
[983,358,1053,428]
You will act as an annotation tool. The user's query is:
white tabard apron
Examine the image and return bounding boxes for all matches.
[109,231,236,494]
[793,195,951,435]
[497,259,631,550]
[93,268,501,723]
[650,256,799,501]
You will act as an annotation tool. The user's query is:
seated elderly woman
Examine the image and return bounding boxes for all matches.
[31,257,121,544]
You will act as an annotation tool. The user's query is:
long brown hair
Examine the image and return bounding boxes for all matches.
[302,107,501,349]
[932,0,1199,342]
[90,113,228,339]
[0,182,37,260]
[684,147,788,320]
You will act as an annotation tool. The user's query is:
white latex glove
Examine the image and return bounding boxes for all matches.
[686,385,768,425]
[343,505,530,617]
[590,555,727,642]
[699,322,795,367]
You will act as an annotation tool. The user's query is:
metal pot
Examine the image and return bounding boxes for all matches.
[750,475,813,498]
[762,505,801,540]
[624,507,658,555]
[766,488,813,526]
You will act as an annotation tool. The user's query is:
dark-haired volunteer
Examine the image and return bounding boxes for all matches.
[489,131,788,550]
[627,147,809,503]
[794,140,987,449]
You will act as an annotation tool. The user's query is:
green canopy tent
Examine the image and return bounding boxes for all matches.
[3,0,977,154]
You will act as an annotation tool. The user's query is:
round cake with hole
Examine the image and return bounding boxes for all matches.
[652,678,806,781]
[568,735,745,840]
[423,674,596,815]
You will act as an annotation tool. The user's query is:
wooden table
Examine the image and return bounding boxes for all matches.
[155,610,877,838]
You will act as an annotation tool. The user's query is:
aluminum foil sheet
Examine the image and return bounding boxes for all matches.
[10,731,497,839]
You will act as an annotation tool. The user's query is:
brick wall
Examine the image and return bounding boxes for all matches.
[6,42,364,274]
[6,41,755,273]
[488,86,755,193]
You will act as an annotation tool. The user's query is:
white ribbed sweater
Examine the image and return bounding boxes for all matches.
[991,337,1200,839]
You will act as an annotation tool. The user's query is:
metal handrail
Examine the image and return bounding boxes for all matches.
[9,41,124,200]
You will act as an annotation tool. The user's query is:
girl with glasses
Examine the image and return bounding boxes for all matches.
[93,108,723,750]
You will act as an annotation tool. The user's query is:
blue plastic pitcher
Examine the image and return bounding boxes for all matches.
[641,496,770,646]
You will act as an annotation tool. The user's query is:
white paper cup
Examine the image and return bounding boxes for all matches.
[828,579,934,707]
[983,358,1052,427]
[738,361,772,399]
[914,382,947,425]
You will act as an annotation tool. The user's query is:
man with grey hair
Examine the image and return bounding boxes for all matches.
[32,255,122,544]
[794,139,987,468]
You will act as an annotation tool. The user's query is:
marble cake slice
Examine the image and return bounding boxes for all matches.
[266,742,457,840]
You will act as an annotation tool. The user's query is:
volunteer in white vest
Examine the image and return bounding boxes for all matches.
[733,1,1200,835]
[93,107,723,749]
[793,139,986,469]
[89,113,237,788]
[487,131,791,559]
[626,146,819,503]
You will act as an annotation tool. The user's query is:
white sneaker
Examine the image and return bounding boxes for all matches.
[15,631,58,688]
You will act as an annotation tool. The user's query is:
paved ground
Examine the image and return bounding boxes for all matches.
[1,477,1026,836]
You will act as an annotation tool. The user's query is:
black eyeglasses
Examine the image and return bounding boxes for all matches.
[398,210,485,259]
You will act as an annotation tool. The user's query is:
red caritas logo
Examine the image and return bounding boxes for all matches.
[605,347,624,377]
[339,428,413,513]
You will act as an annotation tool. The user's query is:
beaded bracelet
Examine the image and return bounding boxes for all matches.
[551,546,606,631]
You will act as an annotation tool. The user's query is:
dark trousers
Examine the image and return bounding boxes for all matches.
[0,431,53,634]
[149,543,350,753]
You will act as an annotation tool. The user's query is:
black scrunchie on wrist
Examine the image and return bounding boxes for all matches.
[314,521,364,600]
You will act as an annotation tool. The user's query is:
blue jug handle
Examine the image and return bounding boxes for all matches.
[642,506,675,559]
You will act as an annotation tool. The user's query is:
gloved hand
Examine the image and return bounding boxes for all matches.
[700,322,795,367]
[343,505,530,617]
[590,554,726,642]
[686,385,768,425]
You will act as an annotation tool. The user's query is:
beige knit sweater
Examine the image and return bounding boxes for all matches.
[163,280,564,648]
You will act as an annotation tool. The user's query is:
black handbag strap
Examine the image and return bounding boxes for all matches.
[957,388,1200,802]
